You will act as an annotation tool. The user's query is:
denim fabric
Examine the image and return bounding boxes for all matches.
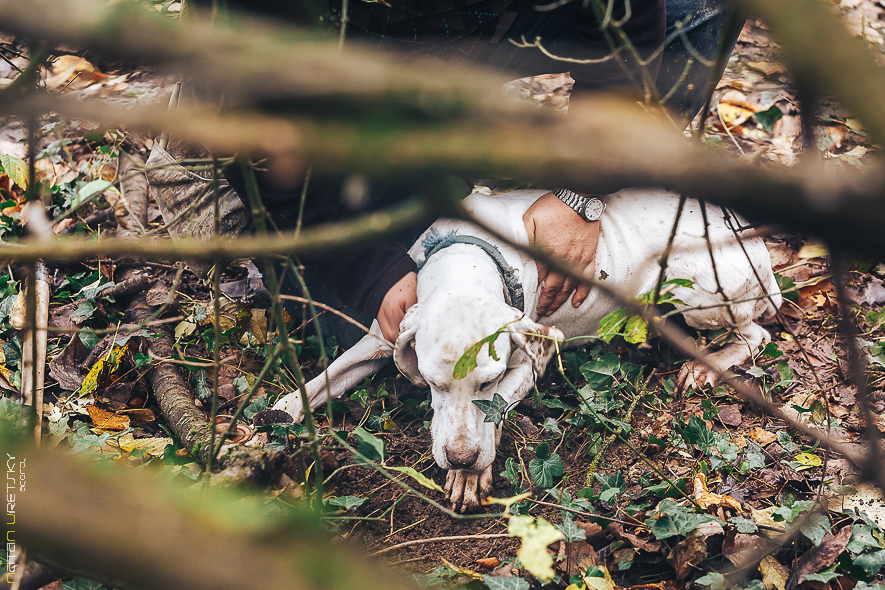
[657,0,739,120]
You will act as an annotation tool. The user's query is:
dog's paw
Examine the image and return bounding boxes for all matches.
[676,361,719,394]
[271,392,305,423]
[444,466,492,513]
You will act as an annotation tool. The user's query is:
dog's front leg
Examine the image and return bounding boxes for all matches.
[273,323,393,421]
[444,468,493,513]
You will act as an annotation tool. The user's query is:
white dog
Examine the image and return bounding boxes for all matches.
[273,189,781,510]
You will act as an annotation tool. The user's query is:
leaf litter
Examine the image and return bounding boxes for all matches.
[2,6,885,590]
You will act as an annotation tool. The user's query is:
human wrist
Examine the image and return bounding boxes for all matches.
[552,188,606,222]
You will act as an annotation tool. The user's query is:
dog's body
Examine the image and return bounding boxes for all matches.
[273,189,781,509]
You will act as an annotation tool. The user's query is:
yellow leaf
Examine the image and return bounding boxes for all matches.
[175,320,197,340]
[440,558,483,581]
[483,491,533,508]
[508,515,564,582]
[582,566,616,590]
[249,309,268,344]
[798,241,829,259]
[78,342,129,397]
[718,103,754,127]
[86,405,130,431]
[759,555,790,590]
[793,452,822,470]
[110,434,172,458]
[387,466,442,493]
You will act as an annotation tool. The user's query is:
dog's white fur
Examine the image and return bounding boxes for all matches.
[273,189,781,510]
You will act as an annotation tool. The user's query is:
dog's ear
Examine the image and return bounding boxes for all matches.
[509,316,563,378]
[394,304,427,387]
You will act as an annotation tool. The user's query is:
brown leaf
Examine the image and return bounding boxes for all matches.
[475,557,500,569]
[607,522,662,553]
[759,555,790,590]
[667,530,707,579]
[749,427,777,446]
[556,541,598,577]
[575,521,605,541]
[796,524,852,582]
[723,531,767,567]
[48,334,90,391]
[717,404,743,427]
[86,404,130,431]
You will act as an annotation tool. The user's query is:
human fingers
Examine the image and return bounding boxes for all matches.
[536,271,566,316]
[545,276,577,316]
[571,260,595,308]
[572,283,592,308]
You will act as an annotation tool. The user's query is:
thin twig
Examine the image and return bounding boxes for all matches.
[367,534,510,557]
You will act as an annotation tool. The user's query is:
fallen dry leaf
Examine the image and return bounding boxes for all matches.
[749,427,778,446]
[668,529,707,579]
[44,55,106,91]
[759,555,790,590]
[796,525,852,582]
[717,404,743,427]
[692,473,742,512]
[723,531,767,567]
[475,557,500,569]
[86,404,130,431]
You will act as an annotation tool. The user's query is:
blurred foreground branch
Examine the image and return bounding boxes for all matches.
[6,432,416,590]
[1,0,885,257]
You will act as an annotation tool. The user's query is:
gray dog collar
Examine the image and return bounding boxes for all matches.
[416,229,525,312]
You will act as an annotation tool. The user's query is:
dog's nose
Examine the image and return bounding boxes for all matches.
[444,446,479,469]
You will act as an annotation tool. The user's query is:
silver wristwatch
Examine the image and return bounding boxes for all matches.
[553,188,606,222]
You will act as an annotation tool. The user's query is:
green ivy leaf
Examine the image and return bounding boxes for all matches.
[645,499,721,540]
[528,444,563,488]
[243,396,267,420]
[852,549,885,578]
[803,566,841,584]
[728,516,758,534]
[472,393,509,426]
[353,426,386,463]
[739,441,765,474]
[78,331,99,350]
[62,578,107,590]
[542,417,561,434]
[555,514,587,543]
[70,301,95,322]
[848,523,879,554]
[500,456,520,487]
[580,353,621,378]
[133,352,151,368]
[754,104,784,135]
[594,471,626,503]
[799,512,831,546]
[694,572,728,590]
[326,495,367,511]
[191,370,212,403]
[482,575,529,590]
[453,326,507,379]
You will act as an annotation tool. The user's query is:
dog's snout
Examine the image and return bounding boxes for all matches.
[444,445,479,469]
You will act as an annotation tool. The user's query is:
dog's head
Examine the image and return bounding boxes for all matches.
[394,294,562,473]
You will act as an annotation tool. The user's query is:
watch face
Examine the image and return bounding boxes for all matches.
[583,198,605,221]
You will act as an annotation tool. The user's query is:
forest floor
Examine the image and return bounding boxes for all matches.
[1,2,885,590]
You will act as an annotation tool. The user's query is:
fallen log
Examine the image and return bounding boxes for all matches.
[126,292,292,485]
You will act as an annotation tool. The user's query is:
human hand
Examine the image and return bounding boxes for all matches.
[523,192,601,317]
[377,271,418,344]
